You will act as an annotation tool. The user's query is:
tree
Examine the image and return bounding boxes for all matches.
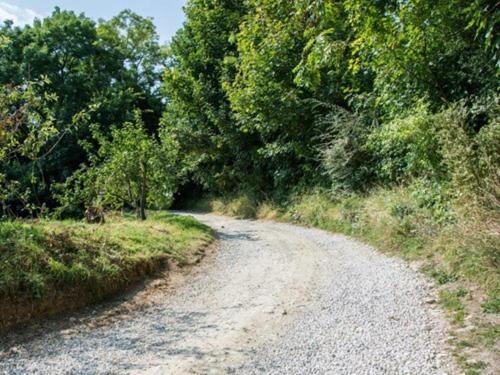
[96,10,167,133]
[225,0,327,194]
[0,81,57,217]
[344,0,498,116]
[0,9,109,212]
[91,111,177,220]
[0,8,166,216]
[161,0,249,194]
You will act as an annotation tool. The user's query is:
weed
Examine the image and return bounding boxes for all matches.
[477,323,499,350]
[481,296,500,314]
[390,203,415,219]
[439,289,469,325]
[422,265,458,285]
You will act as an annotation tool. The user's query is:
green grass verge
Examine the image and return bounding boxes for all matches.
[0,211,213,329]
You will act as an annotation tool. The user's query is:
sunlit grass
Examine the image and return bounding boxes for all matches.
[0,212,213,300]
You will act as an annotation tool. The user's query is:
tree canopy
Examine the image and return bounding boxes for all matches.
[0,0,497,217]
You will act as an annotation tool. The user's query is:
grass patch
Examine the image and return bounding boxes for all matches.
[439,289,468,325]
[477,323,499,350]
[462,360,488,375]
[0,211,213,329]
[482,296,500,314]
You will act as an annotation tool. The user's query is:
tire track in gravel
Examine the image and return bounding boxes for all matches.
[0,213,457,374]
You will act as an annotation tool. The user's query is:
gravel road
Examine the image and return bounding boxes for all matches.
[0,213,457,374]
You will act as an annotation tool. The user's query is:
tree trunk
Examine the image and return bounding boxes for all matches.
[138,194,146,220]
[137,185,146,220]
[137,162,147,220]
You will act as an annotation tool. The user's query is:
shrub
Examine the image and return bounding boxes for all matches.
[226,195,257,219]
[409,179,453,223]
[389,202,415,220]
[438,97,500,211]
[367,102,444,183]
[319,106,375,195]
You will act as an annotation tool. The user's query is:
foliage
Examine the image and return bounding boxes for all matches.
[0,81,57,217]
[164,0,498,201]
[438,97,500,211]
[319,104,374,194]
[97,10,166,92]
[344,0,497,116]
[161,0,249,193]
[367,102,445,183]
[59,111,179,220]
[2,1,498,215]
[225,0,315,193]
[0,8,164,216]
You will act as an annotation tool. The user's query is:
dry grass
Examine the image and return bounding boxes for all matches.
[187,194,257,219]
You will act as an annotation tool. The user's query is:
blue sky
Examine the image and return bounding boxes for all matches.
[0,0,187,44]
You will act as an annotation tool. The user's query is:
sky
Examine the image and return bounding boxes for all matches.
[0,0,187,44]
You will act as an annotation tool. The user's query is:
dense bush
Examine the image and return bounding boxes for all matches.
[367,103,444,183]
[319,105,374,194]
[438,97,500,211]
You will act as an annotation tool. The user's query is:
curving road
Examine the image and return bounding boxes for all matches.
[0,213,457,374]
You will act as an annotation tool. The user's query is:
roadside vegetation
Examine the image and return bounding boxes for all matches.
[0,212,213,330]
[0,9,213,328]
[189,185,499,311]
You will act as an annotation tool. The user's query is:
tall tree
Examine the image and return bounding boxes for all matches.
[161,0,249,194]
[344,0,498,117]
[0,8,165,216]
[226,0,321,193]
[0,9,104,210]
[97,10,166,133]
[0,81,57,217]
